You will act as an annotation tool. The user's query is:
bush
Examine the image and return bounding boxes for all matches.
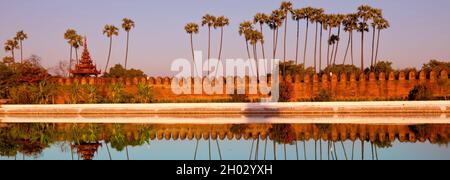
[421,60,450,74]
[372,61,394,74]
[279,82,294,102]
[408,84,433,101]
[314,89,332,102]
[321,64,361,77]
[103,64,146,78]
[279,61,315,77]
[136,83,153,103]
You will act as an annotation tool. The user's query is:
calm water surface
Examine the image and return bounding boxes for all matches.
[0,115,449,160]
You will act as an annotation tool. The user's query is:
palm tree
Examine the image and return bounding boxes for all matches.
[370,9,382,68]
[15,30,28,63]
[329,35,339,62]
[342,14,358,65]
[357,5,374,71]
[253,13,269,61]
[64,29,77,71]
[73,35,84,64]
[280,1,293,67]
[239,21,254,60]
[249,29,264,78]
[302,7,315,67]
[4,39,19,62]
[325,14,336,66]
[267,10,285,73]
[317,14,327,71]
[214,16,230,62]
[291,9,305,65]
[103,25,119,73]
[185,23,200,63]
[312,9,324,72]
[122,18,135,69]
[332,14,345,65]
[201,14,216,75]
[374,18,390,64]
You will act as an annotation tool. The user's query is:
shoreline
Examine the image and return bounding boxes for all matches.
[0,101,448,115]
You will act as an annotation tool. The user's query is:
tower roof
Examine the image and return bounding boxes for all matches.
[70,37,101,77]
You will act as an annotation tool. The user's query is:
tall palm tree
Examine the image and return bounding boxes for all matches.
[214,16,230,62]
[185,23,200,63]
[317,13,327,71]
[291,9,306,65]
[329,35,339,62]
[370,9,382,68]
[332,14,345,65]
[267,10,285,74]
[103,25,119,73]
[342,14,358,65]
[73,35,84,64]
[201,14,216,75]
[302,7,315,66]
[249,29,264,78]
[325,14,336,66]
[253,13,269,61]
[374,17,390,64]
[15,30,28,63]
[4,39,19,62]
[357,5,374,71]
[239,21,254,60]
[280,1,293,67]
[64,29,77,71]
[122,18,135,69]
[312,8,324,72]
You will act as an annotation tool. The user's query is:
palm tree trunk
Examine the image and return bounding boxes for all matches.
[327,141,331,160]
[295,20,300,64]
[295,141,299,160]
[264,138,268,160]
[303,19,309,66]
[375,144,379,160]
[105,37,113,74]
[341,140,348,160]
[260,24,266,60]
[371,142,374,160]
[330,43,336,63]
[207,26,211,75]
[69,46,73,76]
[320,139,323,160]
[343,32,352,65]
[283,17,288,65]
[20,40,23,63]
[361,140,364,160]
[361,31,365,72]
[273,140,277,160]
[314,140,317,160]
[190,34,199,76]
[126,146,129,160]
[371,27,376,68]
[255,137,260,160]
[194,139,199,160]
[351,31,354,66]
[375,29,381,64]
[75,48,79,65]
[125,31,130,69]
[245,40,251,60]
[254,45,259,79]
[249,139,255,160]
[218,27,224,61]
[284,143,287,160]
[326,28,332,66]
[209,138,211,160]
[216,139,222,160]
[319,24,323,71]
[303,140,307,160]
[314,22,319,72]
[11,50,15,62]
[352,141,355,160]
[333,142,338,160]
[333,26,341,65]
[105,141,112,160]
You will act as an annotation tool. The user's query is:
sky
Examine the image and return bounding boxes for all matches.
[1,0,450,76]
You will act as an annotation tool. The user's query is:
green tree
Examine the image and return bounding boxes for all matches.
[137,82,153,103]
[122,18,135,69]
[421,60,450,74]
[342,14,359,65]
[15,31,28,63]
[280,1,293,68]
[374,17,390,64]
[103,25,119,74]
[239,21,254,60]
[184,23,200,65]
[253,13,269,61]
[4,39,19,62]
[103,64,146,78]
[201,14,217,74]
[64,29,77,72]
[214,16,230,62]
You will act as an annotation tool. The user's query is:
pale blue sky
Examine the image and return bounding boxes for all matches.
[1,0,449,76]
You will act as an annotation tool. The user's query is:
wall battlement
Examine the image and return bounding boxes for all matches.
[53,70,449,102]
